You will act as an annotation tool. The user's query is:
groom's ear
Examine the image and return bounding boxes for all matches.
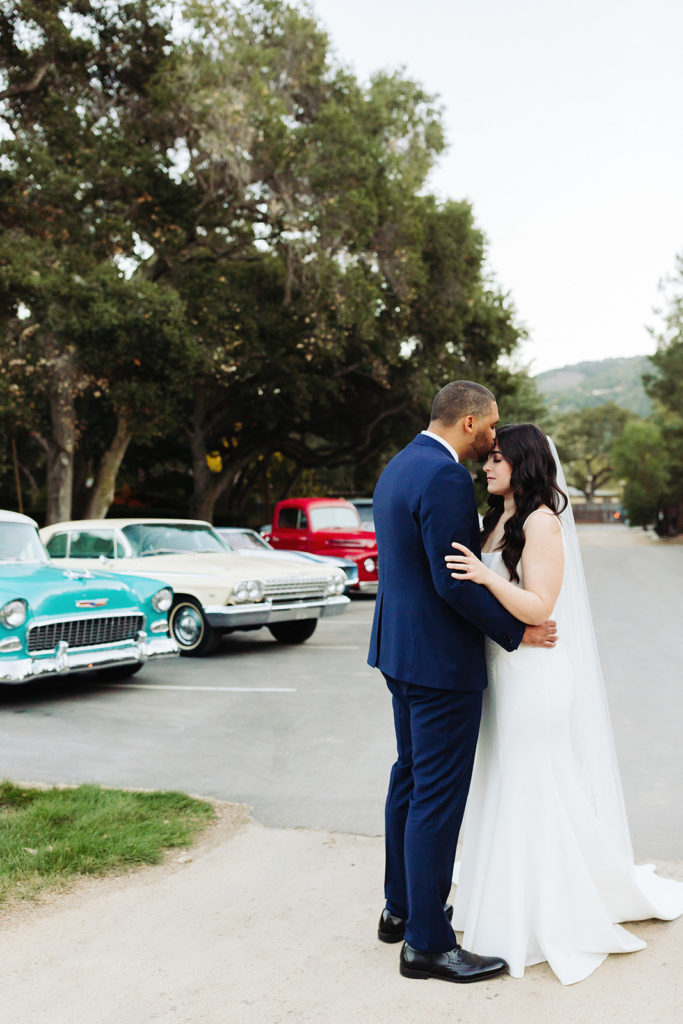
[462,415,475,435]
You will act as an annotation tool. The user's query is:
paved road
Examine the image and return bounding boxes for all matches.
[1,524,681,859]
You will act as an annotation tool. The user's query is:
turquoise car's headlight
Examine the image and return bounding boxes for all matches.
[0,599,28,629]
[152,587,173,613]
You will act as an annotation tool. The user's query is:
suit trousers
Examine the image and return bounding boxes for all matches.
[383,675,482,953]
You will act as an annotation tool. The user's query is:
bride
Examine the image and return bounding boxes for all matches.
[444,423,683,985]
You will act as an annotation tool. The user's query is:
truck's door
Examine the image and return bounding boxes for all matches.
[270,505,309,551]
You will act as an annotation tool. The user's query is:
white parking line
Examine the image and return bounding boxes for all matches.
[115,685,297,693]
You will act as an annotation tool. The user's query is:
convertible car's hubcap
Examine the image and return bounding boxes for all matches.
[174,606,203,647]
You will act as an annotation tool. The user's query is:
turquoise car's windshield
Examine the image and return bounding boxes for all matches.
[0,523,49,563]
[121,523,227,557]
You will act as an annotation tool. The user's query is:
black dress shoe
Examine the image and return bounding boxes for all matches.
[377,904,453,944]
[400,942,508,983]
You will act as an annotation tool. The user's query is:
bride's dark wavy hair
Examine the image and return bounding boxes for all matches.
[481,423,568,583]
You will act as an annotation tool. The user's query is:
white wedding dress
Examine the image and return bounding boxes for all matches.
[452,536,683,984]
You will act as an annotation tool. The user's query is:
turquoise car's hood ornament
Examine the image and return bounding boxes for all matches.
[63,568,93,582]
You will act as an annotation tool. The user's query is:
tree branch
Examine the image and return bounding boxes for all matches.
[29,429,50,456]
[0,63,53,101]
[276,399,410,468]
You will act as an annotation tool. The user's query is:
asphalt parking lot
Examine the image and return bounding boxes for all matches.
[0,524,681,860]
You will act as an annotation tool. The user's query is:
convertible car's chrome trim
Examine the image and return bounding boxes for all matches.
[0,633,178,685]
[267,594,349,623]
[203,594,349,629]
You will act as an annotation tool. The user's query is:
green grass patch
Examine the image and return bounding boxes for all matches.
[0,781,215,905]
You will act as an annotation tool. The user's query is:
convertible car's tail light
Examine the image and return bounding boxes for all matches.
[0,599,27,629]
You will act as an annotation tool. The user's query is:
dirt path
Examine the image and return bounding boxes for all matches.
[1,803,681,1024]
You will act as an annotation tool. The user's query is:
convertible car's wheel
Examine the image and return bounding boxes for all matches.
[169,598,221,656]
[268,619,318,644]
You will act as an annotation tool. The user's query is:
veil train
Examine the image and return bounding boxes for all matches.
[547,437,633,860]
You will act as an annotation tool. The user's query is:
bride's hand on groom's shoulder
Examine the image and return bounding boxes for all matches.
[446,542,492,586]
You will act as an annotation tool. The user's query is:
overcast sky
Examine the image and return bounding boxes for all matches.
[309,0,682,374]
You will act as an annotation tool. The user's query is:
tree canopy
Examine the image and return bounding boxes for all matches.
[552,402,634,502]
[1,0,540,524]
[612,420,668,529]
[0,0,195,520]
[641,251,683,531]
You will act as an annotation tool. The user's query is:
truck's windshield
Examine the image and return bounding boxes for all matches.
[309,506,360,531]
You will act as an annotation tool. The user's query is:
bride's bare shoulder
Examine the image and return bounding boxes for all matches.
[523,506,562,535]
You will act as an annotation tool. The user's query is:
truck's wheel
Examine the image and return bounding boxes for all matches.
[268,619,318,644]
[169,598,221,656]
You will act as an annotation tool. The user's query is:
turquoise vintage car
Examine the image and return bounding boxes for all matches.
[0,510,178,684]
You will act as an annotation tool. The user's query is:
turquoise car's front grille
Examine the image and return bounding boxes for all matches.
[27,614,144,654]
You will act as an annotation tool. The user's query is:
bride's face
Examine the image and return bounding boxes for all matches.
[483,445,513,497]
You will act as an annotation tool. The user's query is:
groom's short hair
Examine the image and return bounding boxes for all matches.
[431,380,495,426]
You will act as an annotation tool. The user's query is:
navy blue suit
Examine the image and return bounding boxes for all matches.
[368,433,524,952]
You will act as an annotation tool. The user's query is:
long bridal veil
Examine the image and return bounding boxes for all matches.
[547,437,634,860]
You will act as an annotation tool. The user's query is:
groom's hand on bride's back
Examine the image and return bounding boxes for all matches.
[522,620,557,647]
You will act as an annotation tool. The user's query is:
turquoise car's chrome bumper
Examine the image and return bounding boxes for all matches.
[0,632,178,684]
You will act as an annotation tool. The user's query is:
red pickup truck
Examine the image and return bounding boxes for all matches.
[264,497,378,593]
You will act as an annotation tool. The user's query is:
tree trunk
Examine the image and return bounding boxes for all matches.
[188,398,216,521]
[191,474,224,523]
[188,385,263,522]
[83,413,133,519]
[188,383,236,521]
[262,454,271,521]
[45,377,77,525]
[19,461,41,507]
[10,436,23,513]
[282,463,303,499]
[190,442,243,522]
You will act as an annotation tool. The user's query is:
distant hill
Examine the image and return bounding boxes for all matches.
[535,356,653,416]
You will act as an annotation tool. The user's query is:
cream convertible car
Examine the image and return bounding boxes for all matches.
[40,519,349,656]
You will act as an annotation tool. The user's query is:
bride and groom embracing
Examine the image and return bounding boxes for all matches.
[368,380,683,986]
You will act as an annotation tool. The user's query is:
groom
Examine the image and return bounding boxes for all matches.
[368,380,557,983]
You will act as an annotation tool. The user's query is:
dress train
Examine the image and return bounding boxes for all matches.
[452,551,683,985]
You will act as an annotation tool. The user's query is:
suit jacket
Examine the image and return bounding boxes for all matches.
[368,433,525,691]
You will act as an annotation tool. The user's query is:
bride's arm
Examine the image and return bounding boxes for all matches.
[445,512,564,626]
